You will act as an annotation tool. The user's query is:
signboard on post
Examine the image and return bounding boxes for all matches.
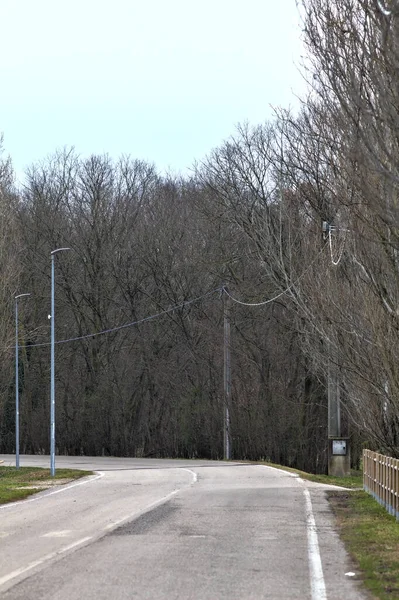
[332,439,347,455]
[328,437,350,476]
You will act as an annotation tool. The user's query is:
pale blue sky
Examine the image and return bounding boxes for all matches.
[0,0,306,180]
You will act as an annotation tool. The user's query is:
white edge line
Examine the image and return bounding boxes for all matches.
[0,466,197,588]
[0,536,92,587]
[304,488,327,600]
[258,464,300,478]
[103,467,198,531]
[0,472,104,510]
[179,468,198,483]
[41,472,104,497]
[103,490,180,531]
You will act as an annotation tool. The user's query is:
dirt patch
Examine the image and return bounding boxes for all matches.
[13,478,73,490]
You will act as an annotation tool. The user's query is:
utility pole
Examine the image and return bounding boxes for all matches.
[223,287,231,460]
[327,338,349,476]
[327,340,341,438]
[323,217,350,475]
[50,247,70,477]
[323,221,349,474]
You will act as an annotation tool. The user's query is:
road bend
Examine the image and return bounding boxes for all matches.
[0,456,366,599]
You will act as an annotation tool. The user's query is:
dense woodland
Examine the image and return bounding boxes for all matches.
[1,0,399,472]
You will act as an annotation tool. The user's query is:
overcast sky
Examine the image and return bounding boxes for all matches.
[0,0,306,180]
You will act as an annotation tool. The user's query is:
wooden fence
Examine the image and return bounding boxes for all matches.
[363,449,399,520]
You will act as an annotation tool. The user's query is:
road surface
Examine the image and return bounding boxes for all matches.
[0,456,366,599]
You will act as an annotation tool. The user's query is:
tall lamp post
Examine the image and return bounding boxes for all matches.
[50,247,70,477]
[15,293,31,469]
[223,287,231,460]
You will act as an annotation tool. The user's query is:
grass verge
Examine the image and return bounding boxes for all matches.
[260,461,399,599]
[0,466,93,505]
[261,461,363,488]
[329,490,399,600]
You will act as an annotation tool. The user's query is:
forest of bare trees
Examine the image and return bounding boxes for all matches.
[1,0,399,472]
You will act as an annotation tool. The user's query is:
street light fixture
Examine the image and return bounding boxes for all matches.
[15,293,31,469]
[50,247,70,477]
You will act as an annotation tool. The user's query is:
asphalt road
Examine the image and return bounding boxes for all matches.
[0,456,367,599]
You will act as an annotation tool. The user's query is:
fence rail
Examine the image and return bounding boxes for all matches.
[363,449,399,520]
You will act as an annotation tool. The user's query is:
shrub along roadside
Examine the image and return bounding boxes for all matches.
[0,466,93,504]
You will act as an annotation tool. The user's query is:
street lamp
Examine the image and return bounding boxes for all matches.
[50,247,70,477]
[15,293,31,469]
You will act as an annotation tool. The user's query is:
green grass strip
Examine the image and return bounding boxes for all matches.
[0,466,93,505]
[260,461,399,597]
[329,490,399,600]
[261,461,363,488]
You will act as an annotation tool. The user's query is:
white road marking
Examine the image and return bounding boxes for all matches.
[0,537,92,588]
[0,467,198,589]
[0,472,104,511]
[103,467,198,532]
[179,468,198,483]
[304,488,327,600]
[40,472,104,498]
[42,530,72,538]
[258,464,299,478]
[104,515,133,530]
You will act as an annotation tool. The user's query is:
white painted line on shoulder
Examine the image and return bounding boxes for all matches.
[102,470,196,533]
[104,516,132,530]
[304,488,327,600]
[179,468,198,483]
[42,530,72,538]
[42,472,104,498]
[59,537,92,553]
[102,489,181,533]
[0,472,104,510]
[258,464,299,478]
[0,536,92,588]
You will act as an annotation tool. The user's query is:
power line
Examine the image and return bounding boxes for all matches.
[223,286,289,307]
[375,0,394,16]
[223,246,326,307]
[328,227,346,266]
[9,244,327,348]
[12,287,223,350]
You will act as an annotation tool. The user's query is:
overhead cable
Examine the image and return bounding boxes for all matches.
[328,227,346,266]
[223,246,326,307]
[13,287,222,350]
[223,286,289,306]
[375,0,394,16]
